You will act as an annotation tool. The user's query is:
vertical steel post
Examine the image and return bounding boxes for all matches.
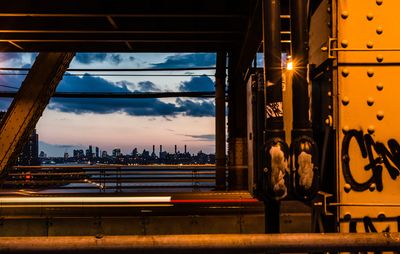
[290,0,319,201]
[215,51,227,190]
[262,0,289,234]
[227,51,247,190]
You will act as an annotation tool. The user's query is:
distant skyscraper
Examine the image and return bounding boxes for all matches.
[88,145,93,158]
[95,147,99,158]
[175,145,177,154]
[0,112,39,166]
[18,129,39,166]
[184,145,187,154]
[112,148,121,157]
[159,145,162,158]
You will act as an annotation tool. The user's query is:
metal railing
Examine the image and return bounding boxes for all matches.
[0,233,398,253]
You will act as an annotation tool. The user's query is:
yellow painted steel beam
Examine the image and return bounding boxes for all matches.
[0,52,75,176]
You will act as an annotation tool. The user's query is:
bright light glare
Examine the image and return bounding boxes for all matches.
[287,61,293,71]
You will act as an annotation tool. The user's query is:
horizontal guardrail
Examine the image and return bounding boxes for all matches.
[0,233,398,253]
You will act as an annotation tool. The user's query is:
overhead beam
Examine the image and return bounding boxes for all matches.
[235,0,262,74]
[0,0,251,17]
[0,52,74,176]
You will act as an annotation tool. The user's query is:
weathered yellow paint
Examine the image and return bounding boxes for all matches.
[336,0,400,233]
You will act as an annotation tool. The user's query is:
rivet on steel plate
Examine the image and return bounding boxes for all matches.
[366,41,374,49]
[367,125,375,134]
[342,96,350,106]
[341,11,349,19]
[369,183,376,191]
[342,125,350,133]
[377,83,384,91]
[325,115,333,126]
[367,97,374,106]
[376,0,383,6]
[367,13,374,21]
[377,111,384,120]
[344,184,352,192]
[344,213,352,221]
[341,40,349,48]
[376,26,383,35]
[342,69,349,77]
[367,68,374,77]
[327,91,332,97]
[376,55,384,63]
[377,213,386,220]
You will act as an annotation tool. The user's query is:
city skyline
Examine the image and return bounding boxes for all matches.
[0,53,217,157]
[40,142,213,158]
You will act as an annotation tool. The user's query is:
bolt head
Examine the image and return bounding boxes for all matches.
[367,68,374,77]
[369,183,376,191]
[367,97,374,106]
[377,111,384,120]
[342,96,350,106]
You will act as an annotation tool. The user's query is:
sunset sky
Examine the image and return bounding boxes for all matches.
[0,53,217,157]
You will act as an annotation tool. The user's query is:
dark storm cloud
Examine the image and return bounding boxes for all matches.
[57,73,130,92]
[0,53,24,62]
[110,54,123,65]
[176,98,215,117]
[50,74,215,117]
[137,81,161,92]
[151,53,216,68]
[49,97,184,116]
[74,53,131,65]
[178,75,215,92]
[184,134,215,141]
[0,98,12,111]
[75,53,107,64]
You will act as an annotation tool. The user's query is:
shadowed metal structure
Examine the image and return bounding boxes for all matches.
[0,0,259,52]
[0,53,74,176]
[0,0,292,188]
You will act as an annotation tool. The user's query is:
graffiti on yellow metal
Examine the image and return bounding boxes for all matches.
[335,0,400,232]
[341,130,400,192]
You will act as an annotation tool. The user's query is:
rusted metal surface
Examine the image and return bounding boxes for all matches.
[0,53,74,177]
[0,233,399,253]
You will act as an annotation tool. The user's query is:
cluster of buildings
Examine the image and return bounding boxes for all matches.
[0,112,40,166]
[54,144,215,165]
[1,112,215,166]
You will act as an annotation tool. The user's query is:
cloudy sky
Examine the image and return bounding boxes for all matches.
[0,53,217,156]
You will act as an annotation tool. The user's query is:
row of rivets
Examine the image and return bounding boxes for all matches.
[343,182,377,192]
[341,0,384,203]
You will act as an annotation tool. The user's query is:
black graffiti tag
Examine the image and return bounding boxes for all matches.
[342,130,400,192]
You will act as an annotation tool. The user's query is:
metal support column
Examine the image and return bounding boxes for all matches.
[0,53,75,177]
[262,0,289,233]
[215,51,227,190]
[227,50,247,190]
[290,0,319,201]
